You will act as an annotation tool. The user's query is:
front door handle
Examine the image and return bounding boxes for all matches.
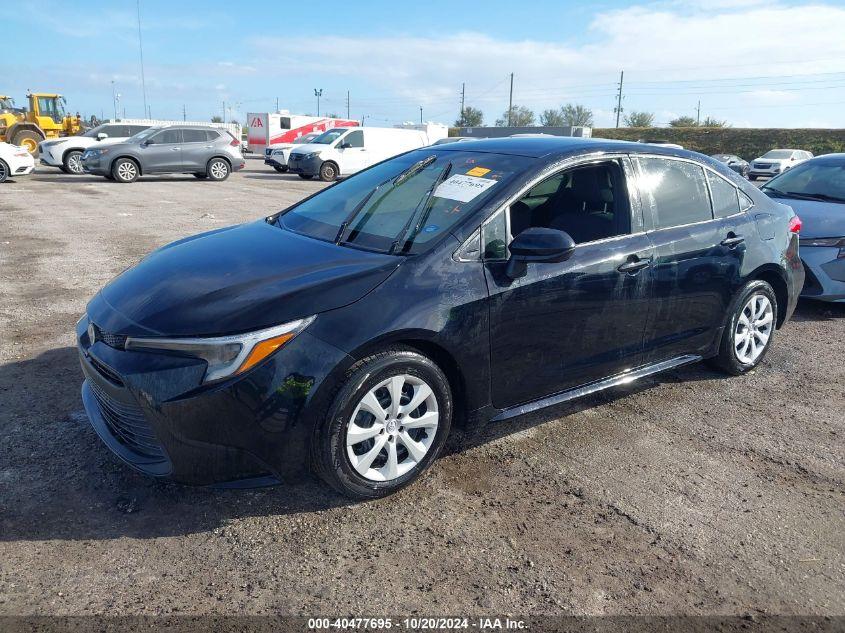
[617,255,653,274]
[721,235,745,248]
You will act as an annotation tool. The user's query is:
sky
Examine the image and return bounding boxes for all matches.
[6,0,845,129]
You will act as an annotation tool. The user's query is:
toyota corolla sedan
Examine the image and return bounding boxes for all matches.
[762,154,845,301]
[77,137,803,498]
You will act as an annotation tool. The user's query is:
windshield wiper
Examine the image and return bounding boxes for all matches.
[787,191,845,203]
[333,173,398,243]
[394,155,436,186]
[389,161,453,255]
[761,186,786,197]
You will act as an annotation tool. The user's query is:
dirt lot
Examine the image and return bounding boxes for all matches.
[0,158,843,619]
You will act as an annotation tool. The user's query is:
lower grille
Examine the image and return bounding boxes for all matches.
[15,166,29,173]
[88,380,166,460]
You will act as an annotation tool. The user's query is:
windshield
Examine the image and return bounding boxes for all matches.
[762,150,794,159]
[311,129,350,145]
[0,97,14,110]
[297,133,319,144]
[278,149,534,254]
[128,128,160,142]
[763,160,845,203]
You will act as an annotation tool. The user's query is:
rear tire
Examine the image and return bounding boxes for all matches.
[708,280,777,376]
[207,158,230,181]
[312,347,453,499]
[112,158,139,183]
[273,165,288,173]
[319,161,338,182]
[0,159,8,183]
[193,173,208,179]
[63,150,84,175]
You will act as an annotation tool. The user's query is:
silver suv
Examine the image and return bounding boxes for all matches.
[80,125,245,183]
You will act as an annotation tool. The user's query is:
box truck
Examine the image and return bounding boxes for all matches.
[247,111,358,155]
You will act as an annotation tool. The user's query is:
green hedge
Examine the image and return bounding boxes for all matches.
[593,128,845,161]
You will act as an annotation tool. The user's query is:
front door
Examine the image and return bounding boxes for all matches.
[484,157,654,409]
[338,130,368,174]
[141,128,183,172]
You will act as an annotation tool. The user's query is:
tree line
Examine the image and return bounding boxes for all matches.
[454,104,728,128]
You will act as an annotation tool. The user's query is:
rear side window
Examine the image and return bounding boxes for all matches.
[637,157,712,229]
[182,129,207,143]
[707,171,741,218]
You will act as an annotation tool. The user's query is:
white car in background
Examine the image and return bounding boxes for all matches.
[0,142,35,183]
[748,149,813,181]
[38,122,152,175]
[264,132,321,173]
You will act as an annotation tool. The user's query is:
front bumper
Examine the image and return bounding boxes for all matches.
[12,161,35,176]
[76,312,353,486]
[264,157,287,169]
[800,246,845,302]
[38,142,64,167]
[81,153,109,175]
[287,154,322,176]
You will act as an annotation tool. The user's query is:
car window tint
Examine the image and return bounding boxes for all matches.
[637,157,712,228]
[182,129,207,143]
[344,130,364,148]
[707,171,741,218]
[508,161,630,245]
[206,130,220,141]
[152,129,182,144]
[482,208,508,260]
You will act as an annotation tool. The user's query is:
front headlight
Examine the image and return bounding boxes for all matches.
[124,316,315,383]
[799,237,845,259]
[272,150,284,155]
[303,152,321,160]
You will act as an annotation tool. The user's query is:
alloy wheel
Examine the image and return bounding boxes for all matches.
[67,153,83,174]
[346,374,439,482]
[0,161,7,182]
[117,162,137,181]
[734,294,774,364]
[210,160,228,179]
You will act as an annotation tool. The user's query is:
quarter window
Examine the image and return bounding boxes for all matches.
[637,157,712,229]
[707,171,741,218]
[482,208,508,260]
[205,130,220,141]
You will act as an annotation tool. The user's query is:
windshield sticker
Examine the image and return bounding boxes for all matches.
[466,166,491,177]
[422,224,439,233]
[434,174,497,203]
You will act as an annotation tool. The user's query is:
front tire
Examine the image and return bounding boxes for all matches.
[0,159,8,183]
[298,173,314,180]
[63,150,84,175]
[207,158,230,181]
[273,165,288,173]
[112,158,139,183]
[319,161,338,182]
[709,280,777,375]
[313,347,453,499]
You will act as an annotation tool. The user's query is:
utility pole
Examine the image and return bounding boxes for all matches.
[460,82,465,125]
[507,73,514,126]
[696,100,701,125]
[223,100,226,123]
[147,105,151,119]
[275,97,279,112]
[314,88,323,117]
[420,106,423,125]
[136,0,148,120]
[182,104,186,121]
[111,81,117,120]
[346,90,350,119]
[614,70,624,128]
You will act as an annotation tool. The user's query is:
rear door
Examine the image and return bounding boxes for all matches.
[180,128,213,172]
[141,128,182,172]
[484,157,654,408]
[634,156,743,362]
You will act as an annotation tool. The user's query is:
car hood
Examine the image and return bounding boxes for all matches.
[771,197,845,239]
[754,157,791,165]
[289,143,326,156]
[88,221,400,337]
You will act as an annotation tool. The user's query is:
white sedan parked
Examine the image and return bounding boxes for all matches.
[748,149,813,180]
[0,142,35,183]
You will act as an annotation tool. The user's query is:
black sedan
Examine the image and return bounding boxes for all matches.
[711,153,750,178]
[77,137,803,498]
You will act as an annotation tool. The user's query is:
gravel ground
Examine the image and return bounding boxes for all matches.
[0,158,843,618]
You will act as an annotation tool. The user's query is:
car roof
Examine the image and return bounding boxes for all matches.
[432,135,699,161]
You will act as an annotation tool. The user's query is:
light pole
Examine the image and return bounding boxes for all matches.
[314,88,323,117]
[111,81,117,120]
[419,106,423,125]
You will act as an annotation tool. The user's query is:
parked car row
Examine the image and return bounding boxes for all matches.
[710,148,813,180]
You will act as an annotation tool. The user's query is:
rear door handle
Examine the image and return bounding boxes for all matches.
[617,255,653,274]
[721,235,745,248]
[171,147,181,151]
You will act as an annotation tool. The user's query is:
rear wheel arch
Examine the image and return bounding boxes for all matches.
[748,266,789,328]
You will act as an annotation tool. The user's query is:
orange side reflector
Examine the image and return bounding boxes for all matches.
[236,333,295,375]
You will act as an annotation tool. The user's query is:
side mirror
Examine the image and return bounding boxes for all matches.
[97,132,108,141]
[142,139,154,146]
[339,141,351,149]
[505,227,576,279]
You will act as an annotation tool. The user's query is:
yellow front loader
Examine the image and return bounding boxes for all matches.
[0,92,82,156]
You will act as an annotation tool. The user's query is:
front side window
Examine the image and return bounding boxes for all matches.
[311,128,350,145]
[636,157,712,229]
[152,129,182,144]
[343,130,364,148]
[279,150,534,254]
[707,171,741,218]
[507,161,631,244]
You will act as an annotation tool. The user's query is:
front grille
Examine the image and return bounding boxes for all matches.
[264,149,273,158]
[754,162,772,169]
[15,166,28,173]
[88,379,166,460]
[90,323,126,350]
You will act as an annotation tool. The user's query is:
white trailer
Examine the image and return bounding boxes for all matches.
[246,111,358,154]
